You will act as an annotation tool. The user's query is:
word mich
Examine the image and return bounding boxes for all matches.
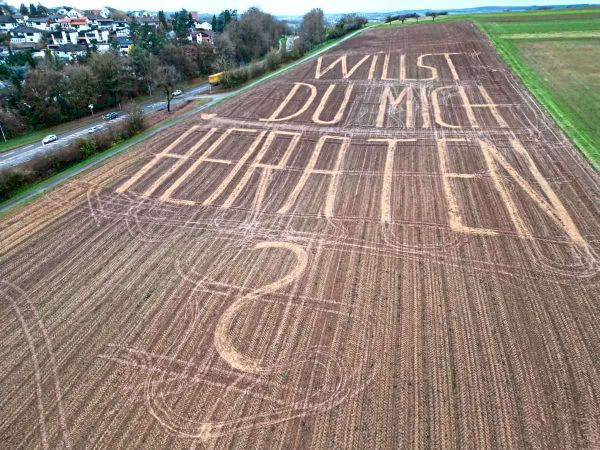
[259,83,510,128]
[117,127,588,250]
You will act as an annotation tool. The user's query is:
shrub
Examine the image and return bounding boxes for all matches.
[291,37,309,57]
[327,14,368,40]
[46,143,85,173]
[0,110,147,204]
[0,168,34,201]
[94,129,113,150]
[78,138,97,159]
[125,102,144,135]
[0,109,27,139]
[265,50,281,71]
[222,66,250,88]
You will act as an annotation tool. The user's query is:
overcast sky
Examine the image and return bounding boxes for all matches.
[4,0,594,16]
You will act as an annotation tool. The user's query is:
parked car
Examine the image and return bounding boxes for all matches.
[42,134,57,144]
[87,125,103,134]
[104,112,119,120]
[172,89,183,97]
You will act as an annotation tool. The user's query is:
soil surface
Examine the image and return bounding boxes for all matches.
[1,22,599,448]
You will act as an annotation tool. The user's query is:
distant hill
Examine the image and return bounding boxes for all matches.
[277,3,599,25]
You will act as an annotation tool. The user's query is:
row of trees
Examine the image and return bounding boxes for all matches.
[1,52,139,130]
[217,7,289,63]
[0,5,228,136]
[0,6,369,138]
[385,11,448,23]
[299,9,367,51]
[221,10,368,88]
[211,9,237,33]
[426,11,448,20]
[18,2,50,16]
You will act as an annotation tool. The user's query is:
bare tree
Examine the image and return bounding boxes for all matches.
[88,51,136,108]
[130,46,158,94]
[426,11,448,21]
[224,7,289,64]
[153,65,180,112]
[299,8,325,48]
[62,64,97,113]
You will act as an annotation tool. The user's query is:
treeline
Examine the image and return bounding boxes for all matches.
[222,10,367,88]
[385,13,420,24]
[12,2,51,16]
[0,11,221,137]
[426,11,448,20]
[0,6,368,138]
[385,11,448,23]
[0,47,213,135]
[299,10,366,50]
[326,14,368,39]
[215,7,289,64]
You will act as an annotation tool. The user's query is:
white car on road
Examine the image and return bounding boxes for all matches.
[172,89,183,97]
[87,125,103,134]
[42,134,57,145]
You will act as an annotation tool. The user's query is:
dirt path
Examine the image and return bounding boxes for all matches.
[1,21,599,449]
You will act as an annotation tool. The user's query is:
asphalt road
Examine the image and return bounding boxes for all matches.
[0,82,213,170]
[0,26,372,213]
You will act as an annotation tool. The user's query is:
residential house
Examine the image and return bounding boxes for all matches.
[47,28,110,48]
[138,16,160,28]
[59,16,90,31]
[12,14,26,24]
[9,26,45,46]
[80,29,110,45]
[115,26,129,37]
[112,19,129,29]
[131,10,153,18]
[199,29,214,45]
[47,30,70,47]
[115,36,131,55]
[96,18,114,30]
[0,15,18,33]
[48,14,67,25]
[26,17,58,31]
[71,17,90,31]
[195,21,212,31]
[113,18,130,37]
[96,42,110,53]
[190,29,214,45]
[66,9,84,19]
[86,14,102,27]
[53,43,86,60]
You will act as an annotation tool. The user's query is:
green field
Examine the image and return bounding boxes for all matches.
[440,7,600,169]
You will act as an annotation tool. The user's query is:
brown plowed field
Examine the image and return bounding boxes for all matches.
[1,21,600,448]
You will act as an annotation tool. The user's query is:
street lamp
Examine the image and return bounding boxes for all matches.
[0,122,6,143]
[88,104,94,116]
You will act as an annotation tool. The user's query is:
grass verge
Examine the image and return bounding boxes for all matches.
[438,7,600,170]
[0,99,211,207]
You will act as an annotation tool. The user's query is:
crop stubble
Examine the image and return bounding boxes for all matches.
[1,22,600,448]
